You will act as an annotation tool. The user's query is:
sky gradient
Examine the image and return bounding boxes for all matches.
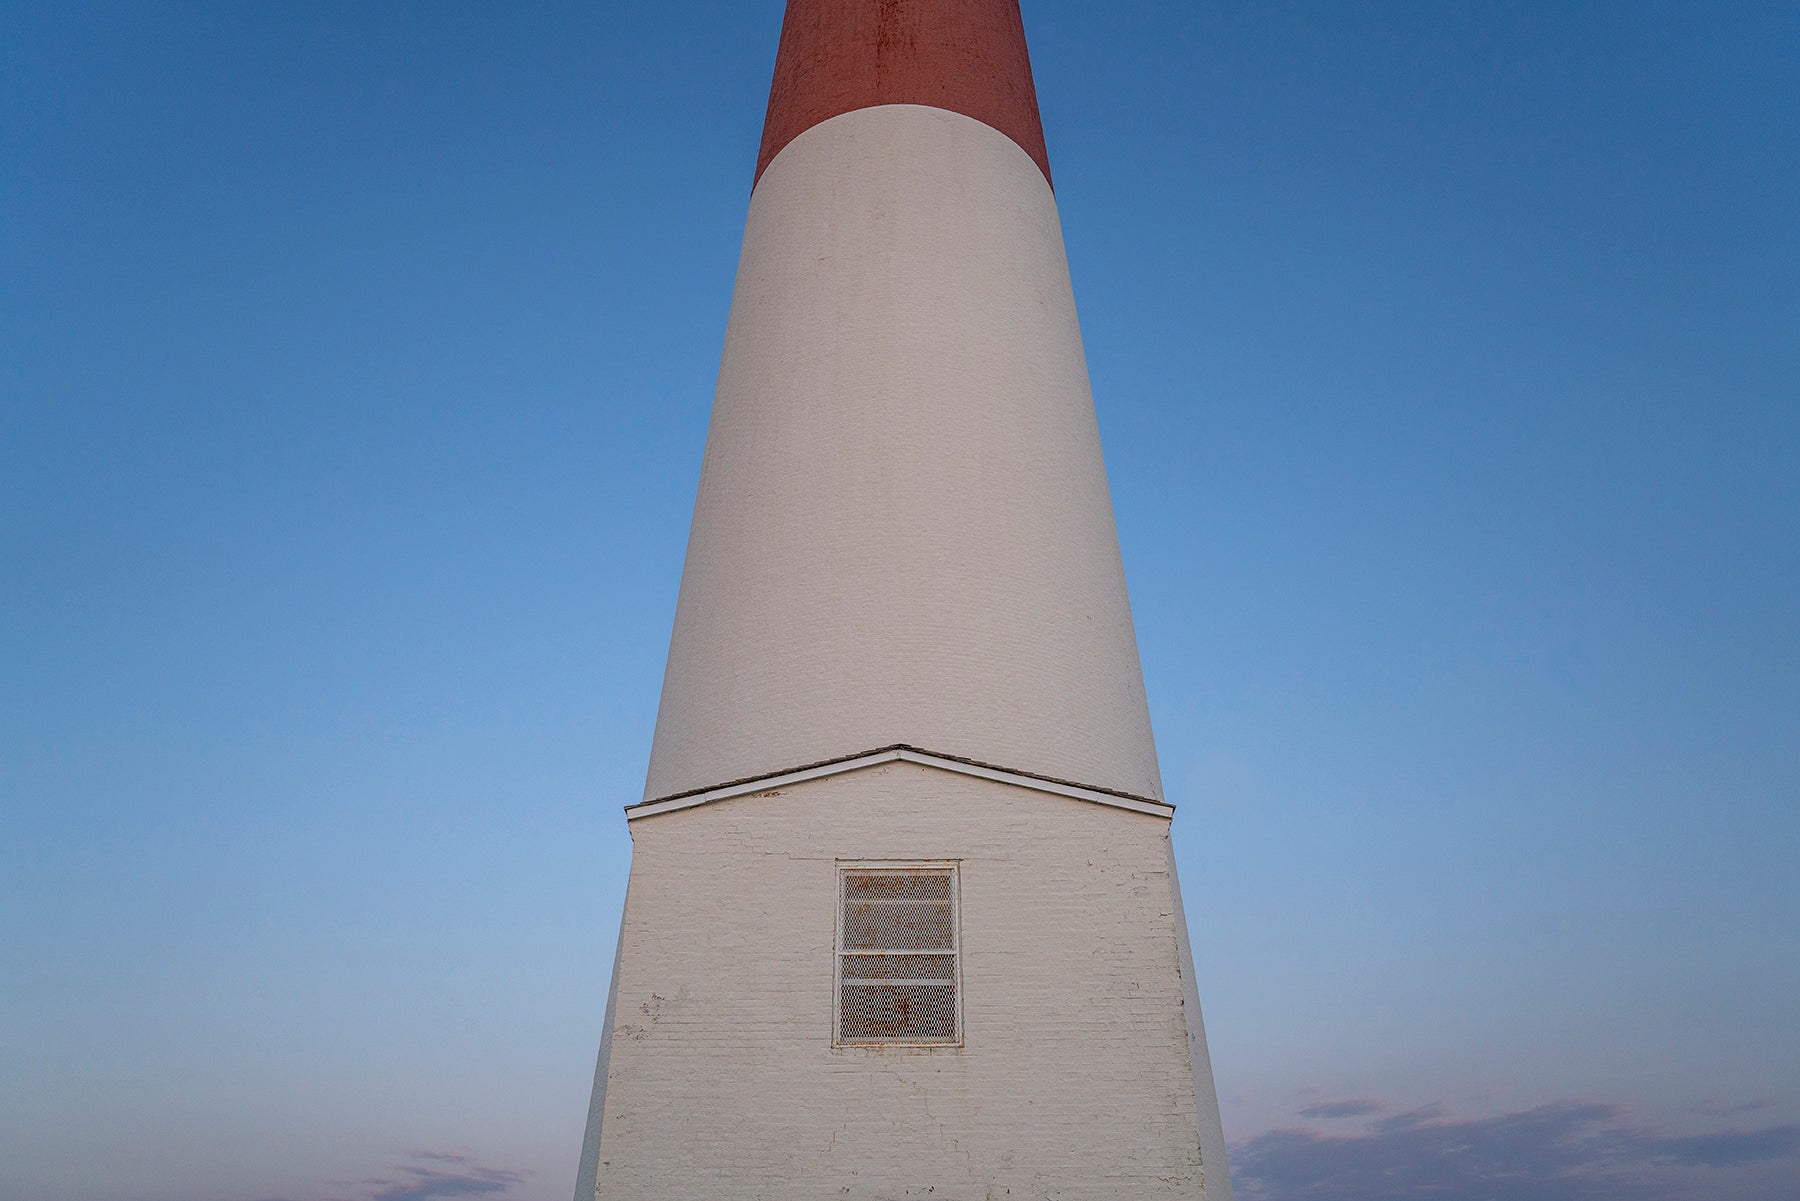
[3,3,1797,1200]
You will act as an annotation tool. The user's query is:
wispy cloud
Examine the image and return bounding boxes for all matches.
[362,1153,527,1201]
[1297,1098,1389,1120]
[1232,1098,1800,1201]
[256,1151,531,1201]
[1696,1098,1776,1118]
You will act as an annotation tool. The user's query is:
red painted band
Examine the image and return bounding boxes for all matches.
[754,0,1052,190]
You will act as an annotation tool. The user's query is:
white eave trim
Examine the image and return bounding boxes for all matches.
[625,746,1175,822]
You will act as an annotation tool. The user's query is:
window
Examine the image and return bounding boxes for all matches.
[834,863,960,1045]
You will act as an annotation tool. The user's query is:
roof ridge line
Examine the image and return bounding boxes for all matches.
[627,744,1173,821]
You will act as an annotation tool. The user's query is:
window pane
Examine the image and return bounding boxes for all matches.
[844,873,951,902]
[842,900,953,950]
[840,953,955,981]
[839,983,957,1041]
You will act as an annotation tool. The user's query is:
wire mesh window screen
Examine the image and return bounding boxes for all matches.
[836,866,959,1044]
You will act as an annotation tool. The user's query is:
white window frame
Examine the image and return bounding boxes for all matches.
[833,860,963,1048]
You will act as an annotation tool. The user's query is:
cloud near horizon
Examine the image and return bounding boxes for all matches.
[1231,1098,1800,1201]
[1297,1098,1390,1120]
[361,1153,528,1201]
[1695,1098,1776,1118]
[257,1151,530,1201]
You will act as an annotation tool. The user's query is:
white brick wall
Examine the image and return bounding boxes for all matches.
[588,761,1215,1199]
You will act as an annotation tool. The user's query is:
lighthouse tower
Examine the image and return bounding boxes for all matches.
[575,3,1233,1198]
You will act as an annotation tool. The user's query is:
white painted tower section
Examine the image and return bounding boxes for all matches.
[578,10,1234,1199]
[645,103,1164,806]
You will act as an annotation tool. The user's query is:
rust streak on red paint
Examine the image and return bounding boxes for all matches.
[755,0,1052,189]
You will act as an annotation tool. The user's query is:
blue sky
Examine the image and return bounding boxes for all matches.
[2,3,1795,1200]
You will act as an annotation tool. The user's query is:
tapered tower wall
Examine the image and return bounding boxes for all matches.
[645,104,1163,805]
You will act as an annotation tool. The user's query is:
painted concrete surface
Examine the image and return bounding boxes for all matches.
[644,104,1164,805]
[587,759,1218,1199]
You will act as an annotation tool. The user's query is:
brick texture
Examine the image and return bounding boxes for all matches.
[589,761,1213,1199]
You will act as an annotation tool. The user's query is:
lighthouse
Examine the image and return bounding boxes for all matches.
[575,2,1233,1197]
